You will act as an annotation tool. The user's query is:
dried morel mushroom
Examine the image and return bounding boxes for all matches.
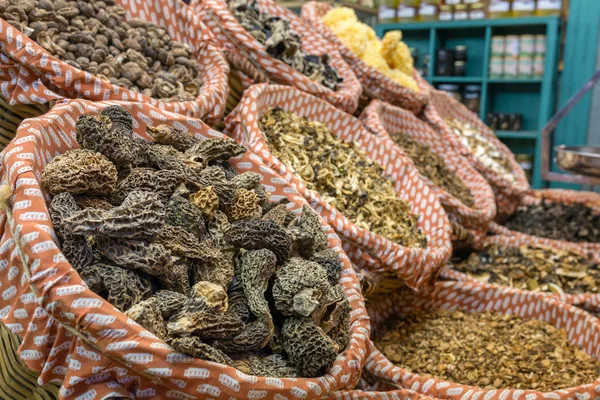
[42,106,351,378]
[260,108,427,248]
[390,132,475,207]
[0,0,203,101]
[504,200,600,243]
[228,0,342,91]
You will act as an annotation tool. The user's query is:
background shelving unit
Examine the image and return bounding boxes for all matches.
[376,16,561,189]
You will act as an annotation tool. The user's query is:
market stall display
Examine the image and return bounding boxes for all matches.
[361,100,497,241]
[0,99,368,399]
[194,0,362,114]
[301,1,428,114]
[0,0,229,134]
[226,83,452,291]
[364,281,600,400]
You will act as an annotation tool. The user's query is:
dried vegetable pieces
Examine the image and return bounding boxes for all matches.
[391,132,475,207]
[321,7,417,91]
[229,0,342,91]
[446,118,515,183]
[452,244,600,295]
[375,309,600,391]
[0,0,203,101]
[259,107,427,249]
[41,105,350,378]
[505,200,600,243]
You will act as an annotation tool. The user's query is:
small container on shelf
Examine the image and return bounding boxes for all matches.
[469,2,487,19]
[463,85,481,114]
[436,49,455,76]
[378,1,398,23]
[464,0,479,4]
[438,84,462,102]
[489,56,504,78]
[422,54,430,76]
[533,55,545,78]
[503,56,519,79]
[453,3,469,20]
[491,35,506,56]
[488,0,511,18]
[455,45,467,62]
[508,114,523,130]
[439,4,454,20]
[397,4,418,22]
[505,35,520,57]
[444,0,462,4]
[535,0,562,16]
[515,154,533,182]
[512,0,536,17]
[498,113,511,130]
[518,55,533,78]
[419,1,439,21]
[454,61,466,76]
[519,34,536,56]
[535,34,547,55]
[487,113,499,129]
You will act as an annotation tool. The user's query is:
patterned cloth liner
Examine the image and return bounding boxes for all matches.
[488,190,600,263]
[364,281,600,400]
[193,0,363,114]
[225,83,452,290]
[0,0,230,125]
[0,99,370,400]
[360,99,497,230]
[300,1,429,115]
[423,88,530,217]
[327,388,435,399]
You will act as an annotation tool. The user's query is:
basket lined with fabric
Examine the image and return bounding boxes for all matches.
[364,281,600,400]
[487,190,600,263]
[441,234,600,312]
[300,1,429,115]
[193,0,362,114]
[0,0,229,126]
[225,83,452,291]
[0,99,369,399]
[361,99,496,232]
[423,88,530,217]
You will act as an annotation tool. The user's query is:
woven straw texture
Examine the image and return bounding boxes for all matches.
[0,98,369,399]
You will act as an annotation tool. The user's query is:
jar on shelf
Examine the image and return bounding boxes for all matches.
[397,4,418,22]
[439,4,454,20]
[519,34,535,56]
[436,49,455,76]
[535,0,562,16]
[444,0,462,5]
[503,56,518,78]
[455,45,467,62]
[438,84,462,102]
[518,55,533,78]
[464,85,481,114]
[488,0,511,18]
[533,55,545,78]
[491,35,506,56]
[512,0,536,17]
[453,4,469,20]
[423,54,430,76]
[534,34,547,55]
[419,1,439,21]
[515,154,533,182]
[378,0,398,23]
[454,61,466,76]
[489,56,504,78]
[505,35,520,57]
[469,2,487,19]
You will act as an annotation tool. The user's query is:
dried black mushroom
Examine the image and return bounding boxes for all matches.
[0,0,203,101]
[41,106,351,378]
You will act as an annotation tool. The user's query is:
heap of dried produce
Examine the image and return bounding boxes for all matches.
[391,132,475,207]
[505,200,600,243]
[446,119,515,183]
[452,244,600,295]
[259,107,426,248]
[228,0,342,91]
[321,7,418,91]
[41,106,350,378]
[0,0,202,101]
[376,309,600,391]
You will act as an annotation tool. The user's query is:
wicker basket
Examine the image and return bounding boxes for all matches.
[0,99,49,150]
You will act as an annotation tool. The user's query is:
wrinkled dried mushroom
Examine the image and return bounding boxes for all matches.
[41,106,351,378]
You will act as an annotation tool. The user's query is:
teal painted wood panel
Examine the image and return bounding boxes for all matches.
[550,0,600,189]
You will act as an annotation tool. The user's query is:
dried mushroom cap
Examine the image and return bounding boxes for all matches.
[191,166,236,209]
[297,204,329,254]
[76,114,134,171]
[125,298,167,341]
[191,186,219,220]
[170,337,234,366]
[226,188,263,222]
[63,190,165,240]
[310,249,342,286]
[320,296,351,351]
[261,203,294,226]
[148,125,200,151]
[101,105,134,133]
[248,354,299,378]
[78,265,106,294]
[95,237,171,276]
[157,261,191,295]
[211,318,273,353]
[227,289,251,323]
[153,290,188,319]
[61,236,95,271]
[282,317,339,377]
[102,264,153,312]
[167,296,244,339]
[41,149,118,196]
[239,249,277,321]
[73,196,114,211]
[113,168,184,204]
[49,192,80,238]
[165,194,206,239]
[185,138,246,164]
[192,251,235,289]
[225,219,293,264]
[157,225,217,261]
[232,171,269,206]
[189,281,228,313]
[273,257,331,317]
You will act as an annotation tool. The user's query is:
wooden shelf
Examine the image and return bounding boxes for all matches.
[495,130,539,140]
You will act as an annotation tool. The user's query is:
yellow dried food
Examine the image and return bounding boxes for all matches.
[386,69,419,92]
[362,43,390,74]
[321,7,357,29]
[380,31,414,76]
[327,20,369,57]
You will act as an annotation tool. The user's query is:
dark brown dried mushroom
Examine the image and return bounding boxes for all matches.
[125,298,168,341]
[153,290,188,319]
[225,219,292,264]
[170,337,234,366]
[41,149,117,195]
[148,124,200,152]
